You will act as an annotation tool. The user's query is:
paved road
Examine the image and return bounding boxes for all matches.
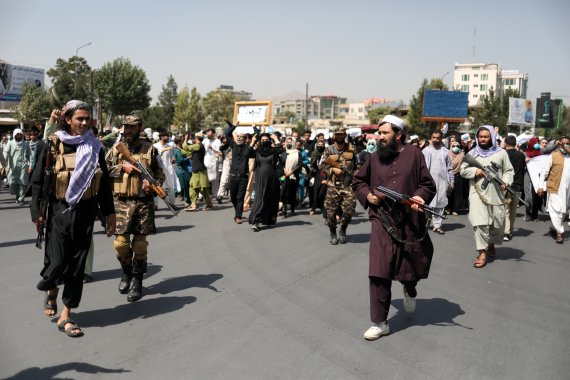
[0,189,569,380]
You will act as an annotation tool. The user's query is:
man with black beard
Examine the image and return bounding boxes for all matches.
[353,115,436,341]
[460,126,513,268]
[107,114,166,302]
[320,127,357,244]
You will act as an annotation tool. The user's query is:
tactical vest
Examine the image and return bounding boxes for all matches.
[546,151,565,194]
[326,143,355,186]
[111,140,154,197]
[49,136,103,201]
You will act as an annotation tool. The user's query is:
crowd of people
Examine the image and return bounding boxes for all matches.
[1,103,569,341]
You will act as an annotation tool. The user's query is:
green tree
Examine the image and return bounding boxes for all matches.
[276,110,297,123]
[367,106,392,124]
[470,88,509,135]
[94,57,151,116]
[158,75,178,129]
[47,56,93,106]
[173,85,190,129]
[13,82,51,126]
[202,89,237,128]
[140,106,167,133]
[407,78,449,136]
[187,87,205,131]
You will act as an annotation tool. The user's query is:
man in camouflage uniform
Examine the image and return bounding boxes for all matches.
[106,114,165,302]
[320,127,357,245]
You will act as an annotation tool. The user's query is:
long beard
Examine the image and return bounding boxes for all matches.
[377,139,399,163]
[478,141,492,150]
[124,133,139,146]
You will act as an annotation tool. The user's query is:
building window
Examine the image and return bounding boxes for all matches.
[481,74,488,80]
[461,74,470,81]
[504,78,515,86]
[480,84,488,91]
[480,95,486,101]
[473,84,479,88]
[474,74,478,78]
[473,94,478,97]
[461,84,469,92]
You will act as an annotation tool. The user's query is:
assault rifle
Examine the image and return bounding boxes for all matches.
[116,142,178,216]
[36,143,53,249]
[375,185,447,219]
[462,154,529,207]
[324,156,353,187]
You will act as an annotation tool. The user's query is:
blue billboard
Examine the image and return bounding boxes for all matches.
[423,90,468,119]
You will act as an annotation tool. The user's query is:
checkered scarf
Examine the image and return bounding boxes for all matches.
[55,130,101,210]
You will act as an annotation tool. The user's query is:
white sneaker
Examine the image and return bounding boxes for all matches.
[251,224,260,232]
[403,287,416,313]
[363,322,390,341]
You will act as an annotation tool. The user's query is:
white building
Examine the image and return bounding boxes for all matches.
[453,63,528,106]
[501,70,528,99]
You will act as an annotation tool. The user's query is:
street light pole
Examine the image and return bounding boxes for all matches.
[440,71,450,85]
[74,42,92,93]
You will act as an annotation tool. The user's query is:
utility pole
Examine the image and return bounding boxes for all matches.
[305,82,309,130]
[74,42,92,93]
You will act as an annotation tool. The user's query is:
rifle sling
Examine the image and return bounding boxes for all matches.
[377,205,428,245]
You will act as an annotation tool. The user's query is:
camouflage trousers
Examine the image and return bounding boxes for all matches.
[324,186,356,228]
[114,196,157,235]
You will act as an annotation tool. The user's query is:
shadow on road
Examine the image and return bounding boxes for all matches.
[347,233,370,244]
[4,362,130,379]
[492,247,534,264]
[78,295,197,327]
[156,224,194,233]
[146,273,223,295]
[90,264,163,282]
[512,228,534,238]
[276,220,313,227]
[389,297,472,333]
[441,223,465,232]
[0,238,36,249]
[0,204,29,211]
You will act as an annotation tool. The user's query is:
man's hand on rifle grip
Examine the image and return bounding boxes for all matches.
[410,196,425,212]
[123,163,141,175]
[368,189,385,205]
[34,217,42,233]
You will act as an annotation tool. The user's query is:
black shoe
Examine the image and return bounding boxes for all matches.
[338,226,347,244]
[216,196,223,204]
[329,227,339,245]
[524,216,534,222]
[83,274,93,283]
[404,283,417,298]
[118,274,132,294]
[127,277,143,302]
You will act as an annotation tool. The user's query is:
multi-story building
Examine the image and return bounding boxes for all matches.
[453,63,529,106]
[501,70,528,99]
[216,84,253,101]
[273,95,347,120]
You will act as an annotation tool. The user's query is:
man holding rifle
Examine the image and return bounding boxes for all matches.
[107,114,166,302]
[460,126,514,268]
[31,100,116,337]
[352,115,436,341]
[320,127,357,245]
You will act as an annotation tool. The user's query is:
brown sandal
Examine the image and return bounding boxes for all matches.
[474,252,487,268]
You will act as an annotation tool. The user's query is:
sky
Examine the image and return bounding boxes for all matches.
[2,0,569,105]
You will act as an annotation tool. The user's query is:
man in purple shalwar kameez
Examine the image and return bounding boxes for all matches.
[352,115,436,341]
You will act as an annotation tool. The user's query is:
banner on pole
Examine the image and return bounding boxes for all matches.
[508,97,534,126]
